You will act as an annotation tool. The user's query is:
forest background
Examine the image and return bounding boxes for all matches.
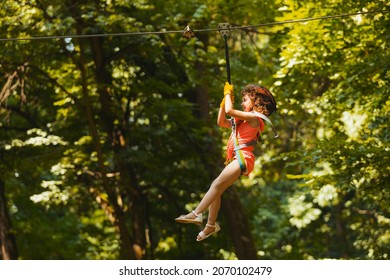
[0,0,389,260]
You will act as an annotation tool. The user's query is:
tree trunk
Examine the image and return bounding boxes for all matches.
[334,201,349,258]
[127,167,148,259]
[89,37,147,259]
[221,187,258,259]
[0,180,18,260]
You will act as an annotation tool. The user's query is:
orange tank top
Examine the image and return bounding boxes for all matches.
[226,116,265,160]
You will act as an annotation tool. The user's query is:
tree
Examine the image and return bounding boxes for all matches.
[0,179,18,259]
[267,0,390,259]
[1,0,388,260]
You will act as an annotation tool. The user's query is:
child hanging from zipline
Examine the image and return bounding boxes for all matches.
[175,82,277,241]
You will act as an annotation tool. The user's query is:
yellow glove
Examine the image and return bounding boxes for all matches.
[220,96,225,108]
[224,82,233,96]
[223,82,234,105]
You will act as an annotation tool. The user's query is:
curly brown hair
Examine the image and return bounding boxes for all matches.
[241,84,277,116]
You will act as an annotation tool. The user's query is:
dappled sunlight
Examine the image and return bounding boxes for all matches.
[312,184,339,208]
[288,193,322,229]
[29,180,70,207]
[5,128,68,150]
[217,249,238,260]
[341,106,367,140]
[155,237,178,255]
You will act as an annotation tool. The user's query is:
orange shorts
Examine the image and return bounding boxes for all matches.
[233,150,255,176]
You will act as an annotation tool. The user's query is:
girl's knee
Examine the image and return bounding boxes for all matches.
[210,178,228,193]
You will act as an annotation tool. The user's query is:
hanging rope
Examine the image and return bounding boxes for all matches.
[0,9,387,42]
[218,23,231,84]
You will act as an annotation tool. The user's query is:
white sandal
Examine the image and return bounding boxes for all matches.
[175,211,203,225]
[196,223,221,242]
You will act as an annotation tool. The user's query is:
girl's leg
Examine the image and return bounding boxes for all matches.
[177,160,241,221]
[195,196,221,238]
[194,159,241,215]
[207,196,221,224]
[195,161,241,239]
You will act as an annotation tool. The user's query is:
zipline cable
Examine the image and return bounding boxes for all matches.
[0,9,388,42]
[200,9,389,32]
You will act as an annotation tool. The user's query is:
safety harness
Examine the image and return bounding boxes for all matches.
[230,112,278,173]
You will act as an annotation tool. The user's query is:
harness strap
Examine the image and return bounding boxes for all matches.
[231,118,247,173]
[253,112,279,138]
[235,139,258,150]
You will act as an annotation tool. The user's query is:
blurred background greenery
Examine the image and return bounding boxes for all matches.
[0,0,389,260]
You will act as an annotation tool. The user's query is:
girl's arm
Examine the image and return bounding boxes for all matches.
[217,105,231,128]
[225,94,259,128]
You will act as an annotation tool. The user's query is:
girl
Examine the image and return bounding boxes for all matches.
[175,82,277,241]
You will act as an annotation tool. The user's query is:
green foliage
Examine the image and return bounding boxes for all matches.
[271,0,390,259]
[1,0,389,260]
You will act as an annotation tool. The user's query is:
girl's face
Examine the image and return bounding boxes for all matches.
[241,95,253,112]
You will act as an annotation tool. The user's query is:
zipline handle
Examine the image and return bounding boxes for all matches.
[183,25,195,38]
[218,23,231,84]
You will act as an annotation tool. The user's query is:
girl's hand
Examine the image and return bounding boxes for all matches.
[220,96,225,108]
[224,82,233,96]
[223,82,234,104]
